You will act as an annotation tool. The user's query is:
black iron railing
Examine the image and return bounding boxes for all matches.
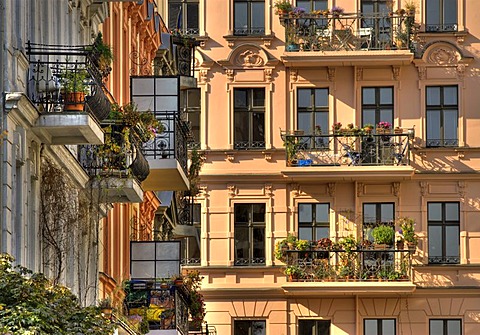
[26,41,111,121]
[282,11,415,52]
[78,124,149,181]
[234,257,266,266]
[284,247,413,282]
[282,131,412,167]
[143,111,189,176]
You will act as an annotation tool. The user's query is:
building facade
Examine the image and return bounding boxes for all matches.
[161,0,480,334]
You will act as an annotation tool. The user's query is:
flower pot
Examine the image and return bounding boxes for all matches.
[64,92,85,111]
[374,243,389,250]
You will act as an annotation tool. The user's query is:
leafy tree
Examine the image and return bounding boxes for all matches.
[0,254,115,334]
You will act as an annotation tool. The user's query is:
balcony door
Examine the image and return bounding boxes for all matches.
[234,203,266,266]
[361,0,392,49]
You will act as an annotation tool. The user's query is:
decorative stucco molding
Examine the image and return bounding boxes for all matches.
[217,44,279,69]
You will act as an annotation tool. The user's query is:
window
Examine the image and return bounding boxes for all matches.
[428,202,460,264]
[296,0,327,11]
[426,0,458,32]
[299,320,331,335]
[426,86,458,147]
[181,203,201,265]
[234,88,265,149]
[363,203,394,241]
[364,319,396,335]
[168,0,199,35]
[234,0,265,35]
[297,88,329,137]
[430,319,462,335]
[361,0,392,49]
[234,204,266,266]
[234,320,266,335]
[298,203,330,241]
[362,87,393,130]
[181,88,201,148]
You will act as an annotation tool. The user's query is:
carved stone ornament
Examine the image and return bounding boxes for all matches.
[264,68,273,82]
[237,49,264,67]
[355,67,362,81]
[458,181,466,198]
[226,69,234,82]
[328,67,336,82]
[265,184,273,197]
[290,69,298,82]
[427,46,458,66]
[420,181,428,196]
[392,66,400,80]
[392,182,400,197]
[227,184,237,197]
[327,183,336,197]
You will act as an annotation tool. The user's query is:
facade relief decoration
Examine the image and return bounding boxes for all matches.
[264,184,273,198]
[327,183,336,197]
[355,67,362,81]
[290,69,298,82]
[356,183,364,197]
[458,181,466,198]
[392,66,401,81]
[217,44,278,70]
[227,184,237,197]
[392,182,400,197]
[420,181,428,196]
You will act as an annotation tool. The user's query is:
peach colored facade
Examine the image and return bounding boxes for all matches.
[98,0,163,301]
[159,0,480,334]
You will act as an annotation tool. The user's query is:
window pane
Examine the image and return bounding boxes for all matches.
[315,89,328,107]
[363,109,376,126]
[186,3,199,31]
[379,109,393,124]
[252,112,265,142]
[235,112,249,142]
[445,203,459,221]
[252,2,265,31]
[444,86,457,105]
[363,204,376,223]
[428,225,442,257]
[379,88,392,104]
[317,320,331,335]
[316,204,329,223]
[298,112,312,134]
[299,227,313,241]
[444,0,458,25]
[315,112,328,135]
[363,88,375,105]
[252,321,266,335]
[315,226,329,239]
[428,203,442,221]
[380,203,394,222]
[427,110,441,141]
[235,204,249,223]
[253,89,265,107]
[252,204,265,223]
[234,3,247,30]
[298,89,311,108]
[364,319,378,335]
[426,87,441,106]
[430,320,443,335]
[447,320,461,335]
[444,110,458,141]
[235,89,247,108]
[426,0,441,25]
[187,89,200,107]
[253,227,265,258]
[299,320,315,335]
[299,204,313,222]
[169,3,181,30]
[235,226,249,258]
[382,320,395,335]
[235,321,250,335]
[445,226,459,257]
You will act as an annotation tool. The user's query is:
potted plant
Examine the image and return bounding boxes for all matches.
[316,237,333,251]
[274,239,288,262]
[274,0,292,15]
[398,217,417,249]
[296,239,310,251]
[285,265,303,281]
[332,122,342,134]
[372,225,395,248]
[98,297,113,317]
[91,32,114,77]
[339,235,357,253]
[286,233,297,250]
[62,68,89,111]
[331,6,344,17]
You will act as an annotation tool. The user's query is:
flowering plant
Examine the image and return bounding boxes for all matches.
[398,217,417,244]
[291,7,306,16]
[332,122,342,132]
[109,103,162,143]
[274,0,293,14]
[377,121,392,130]
[395,230,404,243]
[315,125,322,134]
[331,6,344,14]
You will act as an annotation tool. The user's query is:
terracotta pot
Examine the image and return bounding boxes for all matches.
[64,92,85,111]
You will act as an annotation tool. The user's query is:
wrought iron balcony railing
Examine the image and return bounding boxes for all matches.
[284,247,413,282]
[78,124,149,181]
[143,111,189,176]
[282,131,412,167]
[26,42,111,121]
[281,11,415,52]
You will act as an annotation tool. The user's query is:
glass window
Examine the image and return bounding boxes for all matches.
[426,0,458,32]
[234,88,265,150]
[181,88,201,148]
[168,0,199,35]
[430,319,461,335]
[234,320,266,335]
[362,87,394,130]
[297,88,329,149]
[298,203,330,241]
[299,320,331,335]
[426,86,458,147]
[364,319,396,335]
[363,203,394,241]
[296,0,328,11]
[361,0,392,49]
[234,0,265,36]
[428,202,460,264]
[234,204,266,266]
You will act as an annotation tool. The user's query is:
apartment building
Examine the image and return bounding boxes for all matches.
[160,0,480,334]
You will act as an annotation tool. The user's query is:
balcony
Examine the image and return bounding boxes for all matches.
[280,246,415,295]
[78,123,150,203]
[280,130,415,181]
[26,42,111,145]
[280,11,415,67]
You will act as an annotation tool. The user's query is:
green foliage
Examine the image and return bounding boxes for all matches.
[398,217,417,244]
[295,239,310,251]
[62,68,89,94]
[372,225,395,245]
[285,265,303,278]
[0,254,115,335]
[274,239,288,261]
[93,32,114,68]
[285,233,298,245]
[339,235,357,253]
[188,148,204,196]
[274,0,293,12]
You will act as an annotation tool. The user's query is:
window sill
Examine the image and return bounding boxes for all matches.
[417,30,468,44]
[223,34,275,48]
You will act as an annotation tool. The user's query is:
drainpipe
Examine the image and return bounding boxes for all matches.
[0,0,7,252]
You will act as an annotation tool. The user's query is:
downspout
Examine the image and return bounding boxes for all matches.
[0,0,7,252]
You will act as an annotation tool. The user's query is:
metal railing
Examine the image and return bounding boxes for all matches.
[26,41,111,121]
[282,11,415,52]
[284,247,413,282]
[78,124,150,182]
[142,111,189,176]
[282,131,412,167]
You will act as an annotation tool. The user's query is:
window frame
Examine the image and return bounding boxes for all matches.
[427,202,460,264]
[362,202,395,242]
[298,203,330,241]
[181,88,201,149]
[234,203,266,266]
[425,0,458,32]
[298,319,331,335]
[361,86,394,131]
[425,85,458,147]
[363,318,396,335]
[296,0,328,12]
[234,320,266,335]
[168,0,199,36]
[234,87,266,150]
[429,319,462,335]
[233,0,265,36]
